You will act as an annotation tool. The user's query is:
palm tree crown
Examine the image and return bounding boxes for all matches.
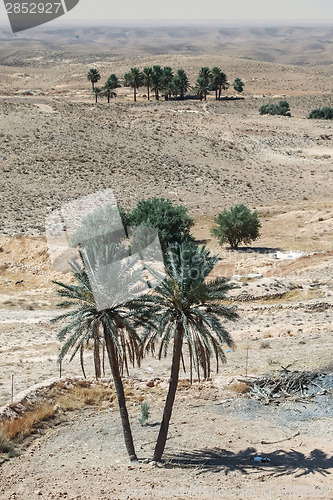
[87,68,101,90]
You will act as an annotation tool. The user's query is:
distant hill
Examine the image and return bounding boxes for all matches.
[0,25,333,70]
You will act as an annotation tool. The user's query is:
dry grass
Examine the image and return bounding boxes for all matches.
[230,381,250,394]
[0,382,116,445]
[56,385,115,411]
[0,404,56,441]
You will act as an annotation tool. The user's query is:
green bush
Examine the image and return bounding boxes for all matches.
[259,100,291,116]
[120,198,194,252]
[211,204,261,249]
[308,107,333,120]
[139,401,150,426]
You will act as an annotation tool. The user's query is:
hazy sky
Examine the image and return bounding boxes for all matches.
[1,0,333,24]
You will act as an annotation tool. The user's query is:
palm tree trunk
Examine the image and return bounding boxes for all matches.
[153,324,184,462]
[134,87,137,102]
[104,328,137,462]
[215,88,218,100]
[147,86,150,100]
[95,94,98,104]
[94,336,101,379]
[80,343,87,379]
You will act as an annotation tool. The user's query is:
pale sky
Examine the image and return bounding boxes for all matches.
[0,0,333,25]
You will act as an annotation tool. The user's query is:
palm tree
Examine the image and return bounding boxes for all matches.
[196,67,211,101]
[104,74,120,103]
[51,248,143,462]
[162,67,174,100]
[176,69,190,99]
[142,66,153,100]
[151,65,163,100]
[87,68,101,90]
[124,68,144,102]
[93,87,101,104]
[218,71,229,100]
[194,77,210,101]
[131,241,238,462]
[211,67,223,101]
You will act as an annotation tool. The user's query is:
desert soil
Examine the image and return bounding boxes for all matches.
[0,26,332,499]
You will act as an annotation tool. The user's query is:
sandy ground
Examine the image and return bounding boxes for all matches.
[0,27,332,499]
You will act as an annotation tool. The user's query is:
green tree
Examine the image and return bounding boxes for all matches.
[211,204,261,249]
[93,87,101,104]
[87,68,101,90]
[131,241,237,461]
[162,66,174,100]
[104,74,120,103]
[142,66,154,100]
[151,65,164,100]
[124,68,144,102]
[194,76,210,101]
[233,78,244,94]
[51,247,142,462]
[120,198,194,253]
[176,69,190,99]
[211,66,223,101]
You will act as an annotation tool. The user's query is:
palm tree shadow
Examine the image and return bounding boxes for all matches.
[165,447,333,477]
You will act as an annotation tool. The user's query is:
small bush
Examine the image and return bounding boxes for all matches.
[139,401,150,426]
[211,204,261,249]
[0,430,15,454]
[308,106,333,120]
[260,341,271,349]
[259,100,291,116]
[230,381,250,394]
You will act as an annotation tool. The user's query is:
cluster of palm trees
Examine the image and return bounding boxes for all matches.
[87,66,243,103]
[52,224,237,462]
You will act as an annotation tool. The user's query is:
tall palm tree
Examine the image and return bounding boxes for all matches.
[197,67,211,101]
[162,67,174,100]
[93,87,101,104]
[211,67,223,101]
[131,241,238,462]
[142,66,153,100]
[194,76,210,101]
[176,69,190,99]
[51,249,143,462]
[87,68,101,90]
[104,74,120,103]
[218,71,229,100]
[151,65,163,101]
[124,68,144,102]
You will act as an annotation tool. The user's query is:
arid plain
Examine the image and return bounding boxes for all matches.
[0,25,332,499]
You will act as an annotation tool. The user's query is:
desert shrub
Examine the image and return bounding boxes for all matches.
[120,197,195,252]
[233,78,244,93]
[211,204,261,249]
[308,106,333,120]
[259,100,291,116]
[139,401,150,426]
[260,340,271,349]
[230,381,250,394]
[0,430,14,454]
